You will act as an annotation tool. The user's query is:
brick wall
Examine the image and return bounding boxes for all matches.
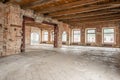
[1,3,23,56]
[70,21,120,48]
[0,2,119,57]
[0,3,5,56]
[0,24,3,56]
[25,26,31,45]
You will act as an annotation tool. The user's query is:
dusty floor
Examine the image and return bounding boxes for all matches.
[0,44,120,80]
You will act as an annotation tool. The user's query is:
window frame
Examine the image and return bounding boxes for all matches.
[72,29,81,43]
[85,28,96,43]
[42,30,48,42]
[62,31,67,42]
[51,31,54,42]
[102,27,116,44]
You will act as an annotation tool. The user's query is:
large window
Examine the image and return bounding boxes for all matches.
[86,29,96,43]
[103,28,115,43]
[43,31,48,41]
[62,31,67,42]
[31,32,39,45]
[51,31,54,42]
[72,29,80,42]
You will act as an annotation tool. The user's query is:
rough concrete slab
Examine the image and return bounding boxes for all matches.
[0,44,120,80]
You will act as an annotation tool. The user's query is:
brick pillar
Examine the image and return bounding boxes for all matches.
[39,28,41,44]
[66,32,70,45]
[119,24,120,47]
[119,24,120,48]
[96,27,102,46]
[116,23,120,48]
[40,29,43,43]
[69,28,72,45]
[81,28,85,46]
[0,24,3,57]
[54,24,62,48]
[48,31,51,44]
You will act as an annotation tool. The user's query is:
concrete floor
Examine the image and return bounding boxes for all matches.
[0,44,120,80]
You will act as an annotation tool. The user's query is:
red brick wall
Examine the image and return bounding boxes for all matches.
[70,21,120,47]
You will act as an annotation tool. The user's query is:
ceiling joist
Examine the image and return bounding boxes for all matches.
[63,13,120,24]
[22,0,53,9]
[47,1,120,17]
[35,0,105,14]
[53,8,120,20]
[61,12,120,22]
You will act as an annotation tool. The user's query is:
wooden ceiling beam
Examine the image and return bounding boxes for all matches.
[61,13,120,22]
[68,18,120,26]
[36,0,105,13]
[63,13,120,24]
[53,8,120,20]
[22,0,54,9]
[47,1,120,17]
[66,18,120,27]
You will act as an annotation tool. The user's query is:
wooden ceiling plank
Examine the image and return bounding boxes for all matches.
[35,0,105,13]
[47,1,120,17]
[66,18,120,26]
[22,0,54,9]
[53,8,120,20]
[63,13,120,24]
[61,12,120,22]
[63,19,120,26]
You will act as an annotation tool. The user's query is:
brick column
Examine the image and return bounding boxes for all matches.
[81,28,85,46]
[119,24,120,47]
[116,23,120,48]
[48,31,51,44]
[66,31,70,46]
[40,29,43,43]
[54,24,62,48]
[119,24,120,48]
[96,27,102,46]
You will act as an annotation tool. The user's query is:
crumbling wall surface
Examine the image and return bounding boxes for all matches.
[0,3,5,56]
[2,3,23,56]
[0,2,61,56]
[0,24,3,56]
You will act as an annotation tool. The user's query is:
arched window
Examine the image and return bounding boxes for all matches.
[62,31,67,42]
[43,31,48,41]
[51,31,54,42]
[31,32,39,45]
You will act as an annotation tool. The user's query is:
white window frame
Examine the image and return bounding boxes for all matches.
[72,29,81,43]
[51,31,54,42]
[62,31,67,42]
[85,28,96,43]
[42,30,48,42]
[102,27,116,44]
